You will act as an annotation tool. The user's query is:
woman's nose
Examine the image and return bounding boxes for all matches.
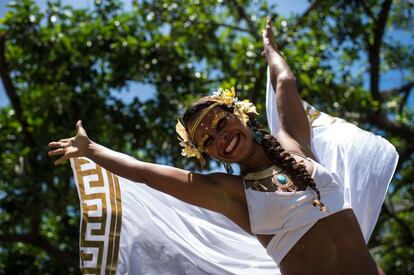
[216,132,228,146]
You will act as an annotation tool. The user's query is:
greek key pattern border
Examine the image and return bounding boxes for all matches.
[72,157,122,275]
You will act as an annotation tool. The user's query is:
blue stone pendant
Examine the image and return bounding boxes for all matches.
[272,173,296,192]
[276,174,287,185]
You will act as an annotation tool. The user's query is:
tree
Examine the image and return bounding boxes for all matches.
[0,0,412,273]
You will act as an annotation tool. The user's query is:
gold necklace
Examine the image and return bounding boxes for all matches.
[244,165,282,180]
[244,165,296,192]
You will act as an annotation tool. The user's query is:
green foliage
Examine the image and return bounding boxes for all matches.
[0,0,413,273]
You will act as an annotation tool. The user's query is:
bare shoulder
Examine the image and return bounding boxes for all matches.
[203,172,251,232]
[205,172,245,202]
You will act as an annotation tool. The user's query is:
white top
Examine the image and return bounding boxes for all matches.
[244,158,352,264]
[244,159,351,235]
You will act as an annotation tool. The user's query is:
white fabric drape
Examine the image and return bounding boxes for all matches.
[266,67,399,241]
[71,67,398,274]
[71,157,278,275]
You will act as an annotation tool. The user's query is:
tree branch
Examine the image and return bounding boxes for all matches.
[399,88,412,114]
[228,0,261,41]
[382,204,414,245]
[368,0,393,103]
[363,112,414,141]
[0,33,36,147]
[0,34,46,265]
[0,233,78,268]
[196,19,252,34]
[381,81,414,98]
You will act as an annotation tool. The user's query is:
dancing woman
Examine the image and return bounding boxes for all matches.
[49,18,395,274]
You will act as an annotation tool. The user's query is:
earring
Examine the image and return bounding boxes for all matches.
[252,128,264,144]
[247,121,263,144]
[223,162,234,175]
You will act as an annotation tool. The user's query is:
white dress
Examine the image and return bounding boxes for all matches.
[71,67,398,274]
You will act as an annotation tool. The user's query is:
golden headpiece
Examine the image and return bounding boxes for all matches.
[176,87,259,166]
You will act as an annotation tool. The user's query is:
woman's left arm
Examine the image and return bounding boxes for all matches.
[262,18,311,147]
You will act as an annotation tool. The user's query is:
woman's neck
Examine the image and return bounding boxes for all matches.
[239,144,274,174]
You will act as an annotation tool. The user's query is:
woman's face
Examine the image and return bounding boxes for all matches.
[190,106,256,163]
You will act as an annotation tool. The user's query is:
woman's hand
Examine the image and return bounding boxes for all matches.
[48,120,91,165]
[262,17,279,60]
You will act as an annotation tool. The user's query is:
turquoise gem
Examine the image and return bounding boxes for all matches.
[276,175,287,185]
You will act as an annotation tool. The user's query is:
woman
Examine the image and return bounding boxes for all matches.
[49,18,391,274]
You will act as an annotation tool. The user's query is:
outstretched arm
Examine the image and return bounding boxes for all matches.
[262,18,311,148]
[48,121,226,211]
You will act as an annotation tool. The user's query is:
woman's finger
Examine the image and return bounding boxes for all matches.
[48,141,59,148]
[55,155,69,165]
[76,120,83,132]
[55,147,79,165]
[48,141,63,148]
[48,141,69,148]
[48,148,66,156]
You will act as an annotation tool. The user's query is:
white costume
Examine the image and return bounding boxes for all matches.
[70,67,398,274]
[244,158,352,264]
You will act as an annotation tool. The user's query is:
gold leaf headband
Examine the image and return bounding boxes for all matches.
[176,87,259,166]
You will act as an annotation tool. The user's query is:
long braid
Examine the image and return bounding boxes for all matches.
[249,117,326,211]
[183,99,325,211]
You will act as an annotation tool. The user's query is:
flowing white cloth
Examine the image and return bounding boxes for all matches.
[71,158,278,275]
[266,67,399,241]
[70,67,398,274]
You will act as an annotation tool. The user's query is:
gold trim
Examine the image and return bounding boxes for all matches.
[305,105,321,124]
[189,102,220,141]
[244,165,282,180]
[112,175,122,275]
[73,157,122,275]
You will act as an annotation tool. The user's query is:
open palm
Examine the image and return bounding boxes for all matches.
[48,120,90,165]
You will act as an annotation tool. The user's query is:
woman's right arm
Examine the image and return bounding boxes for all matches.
[48,121,227,211]
[263,18,313,157]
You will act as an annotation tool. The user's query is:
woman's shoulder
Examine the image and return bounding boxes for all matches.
[205,172,245,201]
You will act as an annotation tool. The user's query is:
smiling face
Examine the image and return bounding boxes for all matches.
[189,105,257,163]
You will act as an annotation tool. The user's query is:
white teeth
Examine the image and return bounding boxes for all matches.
[225,135,238,153]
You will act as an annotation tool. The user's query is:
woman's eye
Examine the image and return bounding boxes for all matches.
[217,118,226,130]
[204,137,213,148]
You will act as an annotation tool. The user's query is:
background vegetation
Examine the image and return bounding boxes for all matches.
[0,0,413,273]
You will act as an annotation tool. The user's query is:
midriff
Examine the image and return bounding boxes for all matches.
[279,209,378,275]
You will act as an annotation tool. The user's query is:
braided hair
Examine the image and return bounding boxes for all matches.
[182,98,324,210]
[248,116,324,210]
